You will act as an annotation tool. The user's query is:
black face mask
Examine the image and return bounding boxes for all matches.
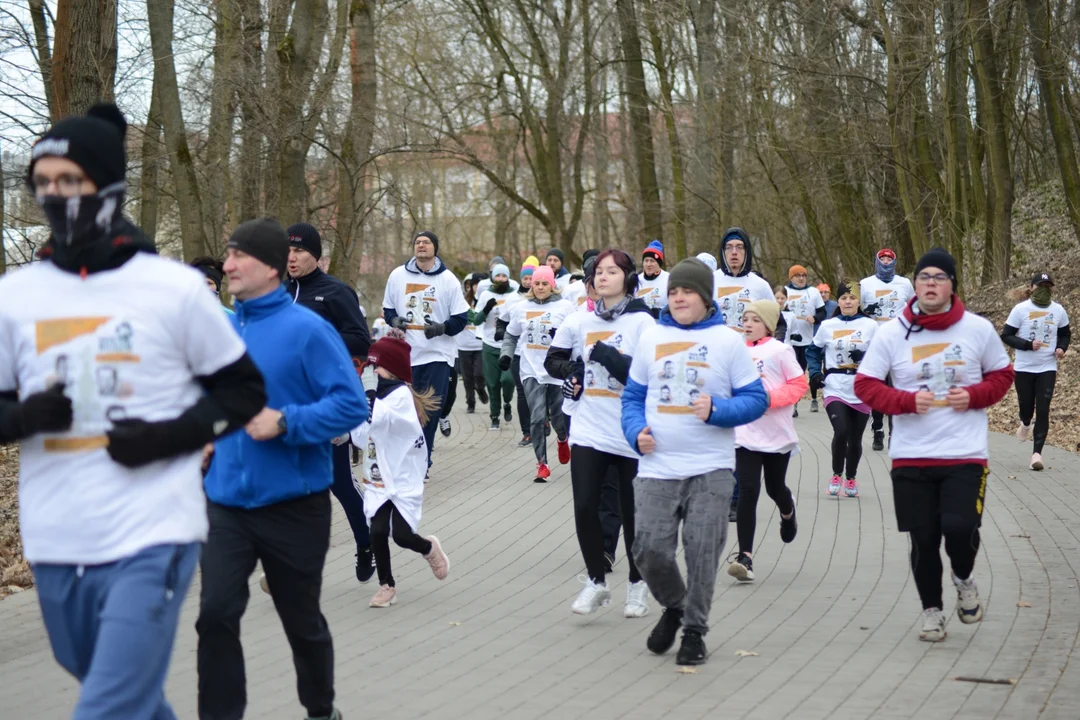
[38,182,125,247]
[376,375,405,398]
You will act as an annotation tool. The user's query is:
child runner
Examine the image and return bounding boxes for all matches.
[807,279,878,497]
[508,259,538,445]
[774,285,795,345]
[1001,271,1070,470]
[501,266,574,481]
[352,330,450,608]
[545,249,655,618]
[727,300,806,582]
[457,274,488,414]
[474,263,516,429]
[622,258,768,665]
[784,265,826,413]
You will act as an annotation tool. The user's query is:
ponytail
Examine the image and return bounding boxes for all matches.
[409,383,441,427]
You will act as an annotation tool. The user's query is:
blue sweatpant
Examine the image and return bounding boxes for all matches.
[32,542,201,720]
[411,361,452,467]
[330,441,369,549]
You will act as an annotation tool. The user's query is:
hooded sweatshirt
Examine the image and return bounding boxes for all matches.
[854,295,1014,467]
[715,228,773,329]
[382,256,470,366]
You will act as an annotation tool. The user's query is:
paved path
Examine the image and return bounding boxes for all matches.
[1,401,1078,719]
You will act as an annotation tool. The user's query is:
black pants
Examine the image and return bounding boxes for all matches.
[197,492,334,720]
[892,464,987,609]
[793,345,815,400]
[1015,370,1056,454]
[871,375,894,435]
[330,441,368,549]
[825,401,870,478]
[441,361,459,419]
[370,500,432,587]
[735,448,795,554]
[566,416,622,557]
[459,349,484,407]
[570,444,641,583]
[511,356,530,436]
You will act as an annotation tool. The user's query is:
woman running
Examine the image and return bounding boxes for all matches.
[807,279,878,497]
[728,300,807,582]
[456,273,488,415]
[545,249,655,618]
[474,264,517,430]
[352,330,450,608]
[1001,271,1070,470]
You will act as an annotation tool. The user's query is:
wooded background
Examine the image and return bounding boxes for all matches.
[1,0,1079,303]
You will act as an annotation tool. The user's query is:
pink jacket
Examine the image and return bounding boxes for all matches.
[735,337,807,453]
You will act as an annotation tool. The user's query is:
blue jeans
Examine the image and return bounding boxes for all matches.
[412,361,452,466]
[33,542,201,720]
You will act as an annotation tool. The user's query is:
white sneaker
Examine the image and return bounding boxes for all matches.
[571,575,611,615]
[953,573,984,624]
[624,581,650,618]
[1030,453,1044,471]
[1016,422,1032,442]
[919,607,947,642]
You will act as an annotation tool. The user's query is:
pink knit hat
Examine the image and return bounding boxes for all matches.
[532,266,556,287]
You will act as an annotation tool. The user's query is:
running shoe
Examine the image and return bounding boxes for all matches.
[810,399,819,413]
[369,584,397,608]
[1016,422,1032,442]
[557,438,571,464]
[466,404,475,414]
[1030,453,1044,471]
[919,607,947,642]
[872,430,885,452]
[625,581,650,618]
[518,434,531,447]
[306,709,343,720]
[259,573,270,595]
[676,629,707,665]
[843,477,859,497]
[478,387,489,404]
[504,403,513,422]
[489,418,500,431]
[727,552,754,582]
[827,475,842,496]
[953,574,983,624]
[780,505,798,543]
[439,417,451,437]
[646,608,683,654]
[571,576,611,614]
[355,548,376,583]
[424,536,450,580]
[535,462,551,483]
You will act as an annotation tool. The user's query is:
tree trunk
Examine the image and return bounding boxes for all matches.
[51,0,118,118]
[689,0,719,249]
[28,0,55,119]
[943,0,973,286]
[204,0,239,251]
[0,138,6,274]
[237,0,264,222]
[138,80,162,240]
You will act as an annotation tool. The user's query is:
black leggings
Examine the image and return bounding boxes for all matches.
[735,448,795,554]
[825,401,870,478]
[570,445,640,583]
[793,345,815,399]
[1015,370,1056,453]
[441,361,458,419]
[910,525,980,610]
[369,501,432,587]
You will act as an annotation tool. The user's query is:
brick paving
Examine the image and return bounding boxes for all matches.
[1,400,1078,719]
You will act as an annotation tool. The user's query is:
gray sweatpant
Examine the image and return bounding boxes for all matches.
[632,469,735,634]
[522,377,568,464]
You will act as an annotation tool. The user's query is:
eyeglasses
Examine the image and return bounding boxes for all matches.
[915,273,951,284]
[30,173,91,197]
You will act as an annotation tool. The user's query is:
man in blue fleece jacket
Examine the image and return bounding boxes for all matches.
[621,258,768,666]
[197,218,366,720]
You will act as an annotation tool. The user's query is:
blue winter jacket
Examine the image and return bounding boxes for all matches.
[621,303,768,453]
[205,286,368,509]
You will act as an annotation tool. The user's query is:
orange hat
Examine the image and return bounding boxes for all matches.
[789,265,808,279]
[816,283,830,293]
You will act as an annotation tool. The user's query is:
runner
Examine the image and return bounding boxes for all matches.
[508,258,537,444]
[728,299,806,583]
[1001,272,1070,470]
[860,248,915,451]
[5,104,266,719]
[714,228,773,330]
[352,330,450,608]
[807,279,878,497]
[784,264,826,414]
[457,274,488,414]
[502,266,574,481]
[191,256,234,313]
[818,283,838,318]
[855,248,1014,642]
[473,262,516,430]
[475,255,518,296]
[637,240,669,318]
[564,249,598,307]
[622,258,768,665]
[695,252,718,271]
[773,285,795,347]
[546,248,573,293]
[546,249,654,618]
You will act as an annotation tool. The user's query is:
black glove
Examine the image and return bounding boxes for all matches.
[389,316,407,330]
[562,374,582,400]
[498,354,512,372]
[15,384,73,437]
[423,318,446,339]
[494,320,508,342]
[864,302,879,317]
[107,418,184,468]
[849,347,865,363]
[483,297,498,314]
[789,333,803,343]
[589,341,622,372]
[810,374,825,392]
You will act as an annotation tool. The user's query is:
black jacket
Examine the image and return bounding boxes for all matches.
[286,269,371,360]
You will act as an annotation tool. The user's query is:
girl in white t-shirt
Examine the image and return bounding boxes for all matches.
[546,250,655,619]
[807,279,878,498]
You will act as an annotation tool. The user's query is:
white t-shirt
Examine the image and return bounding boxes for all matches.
[713,271,773,328]
[371,317,387,342]
[455,312,483,352]
[1006,299,1069,373]
[636,271,670,311]
[860,275,915,323]
[0,255,246,564]
[563,280,586,308]
[383,261,470,366]
[554,272,572,294]
[780,310,796,345]
[506,298,575,384]
[474,288,516,348]
[783,285,824,346]
[550,308,655,457]
[812,316,878,405]
[857,311,1011,461]
[629,321,760,478]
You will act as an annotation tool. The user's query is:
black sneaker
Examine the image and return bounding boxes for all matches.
[872,431,885,452]
[603,551,615,574]
[355,548,375,583]
[793,404,799,418]
[439,417,451,437]
[489,418,500,431]
[728,500,738,522]
[518,435,531,447]
[504,403,513,422]
[727,552,755,582]
[646,608,683,654]
[466,404,475,414]
[676,629,707,665]
[780,505,798,543]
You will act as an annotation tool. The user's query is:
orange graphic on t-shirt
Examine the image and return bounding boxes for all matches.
[716,286,743,298]
[526,311,544,319]
[833,329,856,339]
[654,342,697,361]
[1028,311,1048,320]
[35,317,110,354]
[585,331,614,346]
[874,289,892,299]
[404,283,431,295]
[911,343,951,362]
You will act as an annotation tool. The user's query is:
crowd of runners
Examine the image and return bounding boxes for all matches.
[1,103,1072,718]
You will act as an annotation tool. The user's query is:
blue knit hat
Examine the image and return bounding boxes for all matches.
[643,239,664,267]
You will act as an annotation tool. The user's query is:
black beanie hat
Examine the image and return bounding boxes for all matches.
[914,248,957,284]
[286,222,322,260]
[546,248,566,264]
[191,256,225,292]
[668,258,715,308]
[582,248,600,264]
[227,218,290,279]
[28,103,128,191]
[414,230,440,256]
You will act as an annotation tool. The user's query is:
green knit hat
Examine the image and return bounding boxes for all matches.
[668,258,714,308]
